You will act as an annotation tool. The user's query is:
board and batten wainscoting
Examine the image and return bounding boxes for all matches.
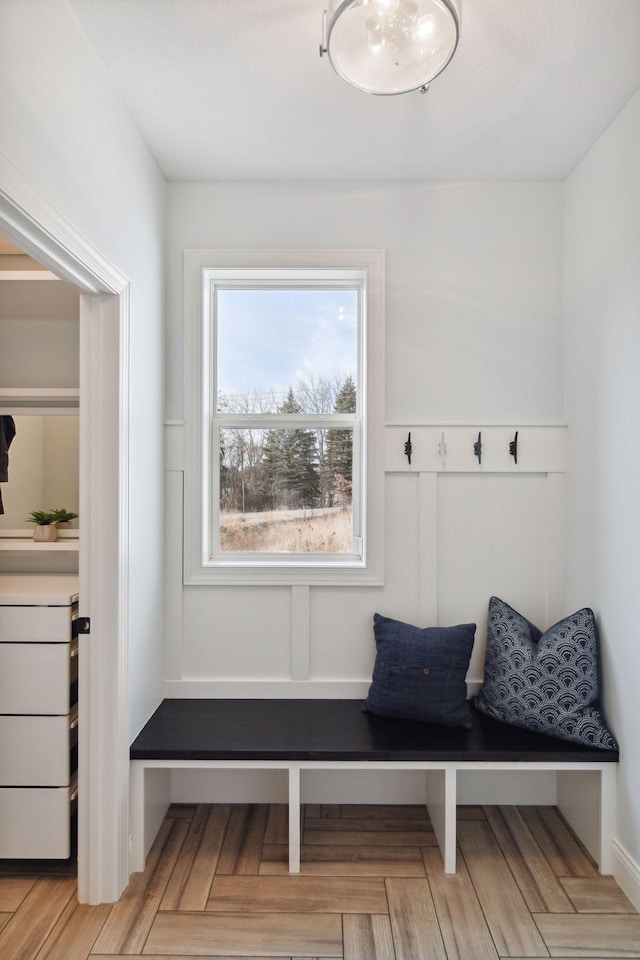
[164,419,566,699]
[154,419,601,846]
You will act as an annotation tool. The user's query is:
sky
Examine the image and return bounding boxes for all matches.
[216,287,358,406]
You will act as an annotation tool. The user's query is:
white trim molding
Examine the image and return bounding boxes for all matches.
[613,838,640,911]
[0,155,127,295]
[385,423,566,473]
[164,679,372,699]
[183,248,385,587]
[164,679,482,699]
[1,154,131,904]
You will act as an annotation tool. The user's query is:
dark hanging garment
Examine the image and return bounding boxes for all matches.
[0,415,16,515]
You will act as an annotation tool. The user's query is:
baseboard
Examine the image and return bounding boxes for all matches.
[164,679,483,699]
[613,838,640,911]
[163,680,372,698]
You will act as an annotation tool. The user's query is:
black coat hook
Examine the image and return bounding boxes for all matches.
[404,432,412,465]
[473,431,482,465]
[509,430,518,464]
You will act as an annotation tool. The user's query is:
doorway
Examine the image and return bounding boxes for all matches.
[0,185,131,904]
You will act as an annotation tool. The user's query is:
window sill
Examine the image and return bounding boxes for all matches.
[184,564,383,587]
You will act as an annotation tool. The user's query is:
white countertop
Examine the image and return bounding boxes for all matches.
[0,574,79,606]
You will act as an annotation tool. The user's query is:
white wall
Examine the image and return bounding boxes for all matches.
[43,415,80,512]
[165,182,565,718]
[0,279,79,387]
[564,88,640,893]
[162,181,567,806]
[0,0,166,740]
[166,182,563,421]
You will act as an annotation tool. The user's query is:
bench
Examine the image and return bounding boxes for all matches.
[130,698,618,874]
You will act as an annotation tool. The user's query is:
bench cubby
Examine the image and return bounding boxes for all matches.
[130,698,618,874]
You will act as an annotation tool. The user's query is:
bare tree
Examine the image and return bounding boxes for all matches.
[294,373,348,505]
[218,373,355,513]
[294,373,342,414]
[218,387,281,512]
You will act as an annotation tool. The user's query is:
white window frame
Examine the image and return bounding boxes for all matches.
[184,249,385,586]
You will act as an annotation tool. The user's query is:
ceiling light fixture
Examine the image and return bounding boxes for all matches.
[320,0,461,96]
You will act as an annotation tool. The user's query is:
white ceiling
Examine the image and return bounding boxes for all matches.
[68,0,640,182]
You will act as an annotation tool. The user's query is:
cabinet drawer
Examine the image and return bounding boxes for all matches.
[0,604,75,643]
[0,712,76,786]
[0,782,75,858]
[0,642,73,714]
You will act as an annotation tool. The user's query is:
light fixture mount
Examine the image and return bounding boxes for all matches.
[320,0,461,96]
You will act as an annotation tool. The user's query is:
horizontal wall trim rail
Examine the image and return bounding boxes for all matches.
[164,680,373,699]
[385,421,568,427]
[165,421,567,474]
[385,424,566,473]
[164,680,484,698]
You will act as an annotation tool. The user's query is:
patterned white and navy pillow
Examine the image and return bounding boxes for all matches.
[362,613,476,728]
[475,597,617,749]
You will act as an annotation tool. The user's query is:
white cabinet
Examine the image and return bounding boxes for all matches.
[0,574,79,858]
[0,642,77,713]
[0,710,78,785]
[0,785,77,859]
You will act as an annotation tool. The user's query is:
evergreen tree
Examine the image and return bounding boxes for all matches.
[263,388,320,508]
[326,375,356,488]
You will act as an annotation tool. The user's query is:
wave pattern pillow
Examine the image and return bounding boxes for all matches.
[475,597,617,749]
[362,613,476,728]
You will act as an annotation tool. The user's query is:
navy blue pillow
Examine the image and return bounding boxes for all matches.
[362,613,476,728]
[475,597,618,750]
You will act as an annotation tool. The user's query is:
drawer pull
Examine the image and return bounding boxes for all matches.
[73,617,91,637]
[70,785,79,801]
[69,715,79,730]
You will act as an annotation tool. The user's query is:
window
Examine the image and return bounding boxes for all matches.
[184,250,384,585]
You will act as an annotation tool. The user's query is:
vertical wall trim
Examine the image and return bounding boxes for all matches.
[164,471,184,682]
[418,473,439,625]
[545,472,566,623]
[291,585,310,680]
[79,289,130,904]
[164,422,185,684]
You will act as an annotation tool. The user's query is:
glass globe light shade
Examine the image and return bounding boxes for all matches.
[323,0,461,95]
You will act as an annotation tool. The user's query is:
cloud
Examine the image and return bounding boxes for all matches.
[217,287,358,400]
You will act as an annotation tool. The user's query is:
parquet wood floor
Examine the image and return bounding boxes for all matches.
[0,803,638,959]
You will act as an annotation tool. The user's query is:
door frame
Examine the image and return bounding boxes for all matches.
[0,158,131,903]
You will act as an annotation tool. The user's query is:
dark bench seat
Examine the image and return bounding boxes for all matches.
[130,698,618,875]
[131,697,619,763]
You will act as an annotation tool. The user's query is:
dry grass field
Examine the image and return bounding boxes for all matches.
[220,506,353,553]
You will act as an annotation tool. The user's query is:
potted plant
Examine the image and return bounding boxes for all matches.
[50,508,78,527]
[26,509,58,542]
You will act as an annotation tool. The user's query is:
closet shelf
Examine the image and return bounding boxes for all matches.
[0,388,79,409]
[0,539,79,552]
